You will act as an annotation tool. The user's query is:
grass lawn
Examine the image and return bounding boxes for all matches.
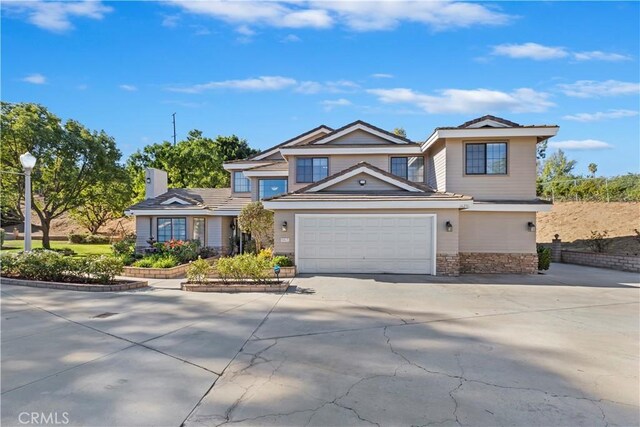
[1,240,112,256]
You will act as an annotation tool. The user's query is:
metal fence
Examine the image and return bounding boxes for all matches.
[538,175,640,202]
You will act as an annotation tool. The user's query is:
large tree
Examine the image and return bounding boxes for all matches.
[71,167,132,234]
[539,149,577,182]
[127,131,258,201]
[1,102,124,248]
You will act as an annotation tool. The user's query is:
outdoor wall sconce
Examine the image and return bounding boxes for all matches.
[146,176,151,184]
[445,221,453,232]
[358,179,367,186]
[281,221,288,232]
[528,222,536,232]
[230,221,236,230]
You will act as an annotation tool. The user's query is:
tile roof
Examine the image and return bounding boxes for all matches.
[265,161,471,202]
[458,115,522,128]
[306,120,417,145]
[245,125,333,160]
[127,188,252,212]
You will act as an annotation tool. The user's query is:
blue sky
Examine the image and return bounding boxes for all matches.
[2,1,639,176]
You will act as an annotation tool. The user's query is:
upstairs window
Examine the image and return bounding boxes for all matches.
[233,171,251,193]
[297,158,328,183]
[259,179,288,199]
[390,157,424,182]
[465,142,507,175]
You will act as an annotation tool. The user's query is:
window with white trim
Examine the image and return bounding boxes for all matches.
[233,171,251,192]
[157,217,187,242]
[390,157,424,182]
[465,142,507,175]
[296,157,328,183]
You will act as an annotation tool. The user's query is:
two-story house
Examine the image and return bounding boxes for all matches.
[126,115,558,276]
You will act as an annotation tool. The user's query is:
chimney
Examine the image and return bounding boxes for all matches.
[145,168,168,199]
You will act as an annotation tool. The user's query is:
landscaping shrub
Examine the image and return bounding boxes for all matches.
[214,253,272,284]
[84,235,110,244]
[68,233,87,244]
[154,239,199,263]
[198,246,218,259]
[257,248,273,260]
[587,230,612,253]
[132,257,155,268]
[537,246,551,271]
[152,255,180,269]
[0,228,5,247]
[272,255,293,267]
[186,257,212,284]
[0,250,123,284]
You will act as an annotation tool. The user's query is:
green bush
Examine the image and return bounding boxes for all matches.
[112,234,137,256]
[0,228,5,247]
[214,254,272,284]
[152,256,180,269]
[85,235,110,244]
[0,250,123,284]
[132,257,156,268]
[272,255,293,267]
[537,246,551,271]
[68,233,87,244]
[154,240,199,263]
[186,257,212,284]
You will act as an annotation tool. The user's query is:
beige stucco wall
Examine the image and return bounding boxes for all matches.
[459,211,536,253]
[444,137,538,200]
[426,140,446,191]
[325,172,400,191]
[329,129,393,145]
[273,209,459,258]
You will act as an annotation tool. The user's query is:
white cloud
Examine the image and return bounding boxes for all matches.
[295,79,359,94]
[371,73,394,79]
[558,80,640,98]
[162,15,180,28]
[2,0,112,32]
[548,139,614,151]
[236,24,255,36]
[22,73,46,84]
[281,34,301,43]
[168,76,297,94]
[491,43,568,60]
[119,84,138,92]
[563,109,638,122]
[321,98,352,111]
[165,0,510,32]
[367,87,554,114]
[573,51,631,62]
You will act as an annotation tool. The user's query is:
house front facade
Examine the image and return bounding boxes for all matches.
[127,115,558,276]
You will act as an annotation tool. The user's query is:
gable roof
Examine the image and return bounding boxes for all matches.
[248,125,333,161]
[309,120,416,145]
[457,115,522,129]
[126,188,251,213]
[285,162,436,195]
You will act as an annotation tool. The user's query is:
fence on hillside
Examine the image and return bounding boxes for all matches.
[538,175,640,202]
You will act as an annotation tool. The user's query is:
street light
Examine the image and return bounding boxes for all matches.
[19,152,36,251]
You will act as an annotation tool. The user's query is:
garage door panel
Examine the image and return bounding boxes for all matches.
[297,215,434,275]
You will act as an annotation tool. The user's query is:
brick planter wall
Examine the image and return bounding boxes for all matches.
[206,266,297,279]
[436,254,460,276]
[182,281,290,293]
[561,251,640,273]
[460,252,537,274]
[122,257,217,279]
[1,277,148,292]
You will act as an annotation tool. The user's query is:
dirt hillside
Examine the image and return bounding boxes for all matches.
[537,201,640,255]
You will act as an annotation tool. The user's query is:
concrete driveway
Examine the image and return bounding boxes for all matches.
[1,264,638,427]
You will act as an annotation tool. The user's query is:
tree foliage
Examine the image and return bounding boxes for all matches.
[588,163,598,177]
[238,201,274,251]
[70,167,132,234]
[1,102,125,248]
[539,149,577,182]
[392,127,407,138]
[127,131,258,201]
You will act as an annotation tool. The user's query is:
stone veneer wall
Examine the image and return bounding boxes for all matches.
[561,251,640,273]
[436,254,460,276]
[459,252,537,274]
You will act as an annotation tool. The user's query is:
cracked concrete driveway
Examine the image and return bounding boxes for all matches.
[2,264,639,427]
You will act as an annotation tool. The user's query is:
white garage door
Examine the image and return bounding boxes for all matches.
[296,214,435,275]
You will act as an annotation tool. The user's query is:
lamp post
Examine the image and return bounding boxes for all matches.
[19,152,37,251]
